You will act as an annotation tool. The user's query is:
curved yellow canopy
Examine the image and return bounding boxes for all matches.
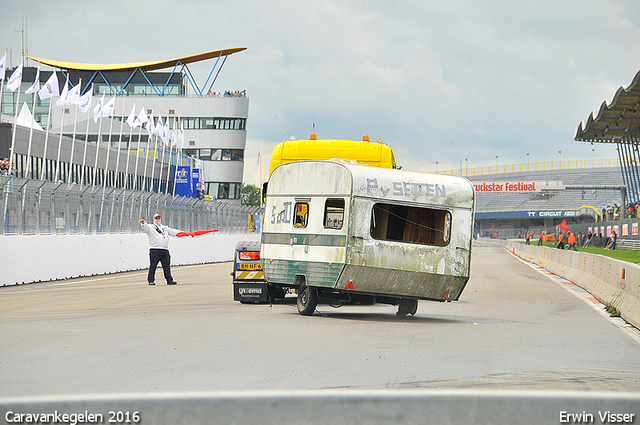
[27,47,247,72]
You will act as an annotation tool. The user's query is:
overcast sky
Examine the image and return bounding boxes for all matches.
[2,0,640,185]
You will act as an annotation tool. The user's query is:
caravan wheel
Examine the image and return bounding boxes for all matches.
[297,282,318,316]
[396,299,418,316]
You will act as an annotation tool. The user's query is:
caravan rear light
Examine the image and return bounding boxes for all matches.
[239,251,260,261]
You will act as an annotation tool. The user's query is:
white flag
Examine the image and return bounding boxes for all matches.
[156,114,164,138]
[78,90,92,114]
[126,104,136,127]
[136,107,149,128]
[56,76,69,106]
[38,70,60,100]
[6,61,23,92]
[101,96,116,117]
[146,111,155,136]
[93,94,105,123]
[66,83,81,105]
[0,51,6,81]
[163,122,170,145]
[25,66,40,94]
[171,126,177,147]
[257,144,262,166]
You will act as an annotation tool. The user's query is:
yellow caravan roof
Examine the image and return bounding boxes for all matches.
[268,135,396,177]
[28,47,247,72]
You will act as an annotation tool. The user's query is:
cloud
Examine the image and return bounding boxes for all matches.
[2,0,638,185]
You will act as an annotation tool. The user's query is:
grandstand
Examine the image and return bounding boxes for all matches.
[447,164,624,238]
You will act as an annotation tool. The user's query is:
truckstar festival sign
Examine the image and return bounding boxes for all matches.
[473,181,564,193]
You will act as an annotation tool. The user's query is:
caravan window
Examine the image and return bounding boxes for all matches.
[370,203,451,246]
[324,199,345,230]
[294,202,309,228]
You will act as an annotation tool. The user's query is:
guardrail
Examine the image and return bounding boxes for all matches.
[505,240,640,330]
[1,390,638,425]
[1,177,263,235]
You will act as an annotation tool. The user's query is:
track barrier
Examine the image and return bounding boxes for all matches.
[505,240,640,330]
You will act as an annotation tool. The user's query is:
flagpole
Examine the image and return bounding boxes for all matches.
[120,100,136,230]
[80,83,94,186]
[172,116,178,196]
[113,96,127,188]
[149,133,158,192]
[0,49,7,122]
[98,95,117,231]
[25,70,40,179]
[133,104,145,190]
[53,73,69,182]
[39,69,56,181]
[142,108,154,192]
[102,97,116,189]
[92,93,105,186]
[110,96,127,228]
[68,78,81,184]
[124,100,135,190]
[7,59,23,177]
[132,105,147,225]
[89,92,106,232]
[158,113,168,194]
[159,135,168,194]
[149,112,160,193]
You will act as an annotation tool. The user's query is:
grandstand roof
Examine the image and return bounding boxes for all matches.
[27,47,247,72]
[574,69,640,143]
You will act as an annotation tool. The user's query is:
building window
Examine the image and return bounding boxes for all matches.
[370,203,451,246]
[183,149,243,161]
[204,182,242,199]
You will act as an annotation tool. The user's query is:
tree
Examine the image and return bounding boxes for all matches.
[241,184,261,207]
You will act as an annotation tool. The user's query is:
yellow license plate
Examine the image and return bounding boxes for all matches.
[239,263,262,270]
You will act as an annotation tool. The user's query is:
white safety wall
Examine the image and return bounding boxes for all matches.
[0,233,260,286]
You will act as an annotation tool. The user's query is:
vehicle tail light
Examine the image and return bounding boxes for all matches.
[239,251,260,260]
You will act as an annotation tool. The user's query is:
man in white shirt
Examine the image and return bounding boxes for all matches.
[140,213,181,285]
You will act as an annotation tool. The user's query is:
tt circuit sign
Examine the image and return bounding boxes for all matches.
[476,210,580,219]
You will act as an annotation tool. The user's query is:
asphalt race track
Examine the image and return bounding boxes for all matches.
[1,241,639,397]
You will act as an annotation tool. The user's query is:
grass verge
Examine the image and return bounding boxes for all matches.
[517,241,640,264]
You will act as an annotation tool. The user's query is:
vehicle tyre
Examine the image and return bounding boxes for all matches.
[297,282,318,316]
[396,299,418,316]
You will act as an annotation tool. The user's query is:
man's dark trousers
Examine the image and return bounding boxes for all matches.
[149,248,173,283]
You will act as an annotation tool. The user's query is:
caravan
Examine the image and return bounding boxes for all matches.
[261,160,475,316]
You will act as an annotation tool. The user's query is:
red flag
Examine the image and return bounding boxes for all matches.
[193,229,218,236]
[491,225,494,231]
[176,229,218,237]
[558,220,569,233]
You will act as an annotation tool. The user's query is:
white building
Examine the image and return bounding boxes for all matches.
[2,48,248,202]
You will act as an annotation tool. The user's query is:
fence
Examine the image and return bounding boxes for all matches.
[1,175,262,236]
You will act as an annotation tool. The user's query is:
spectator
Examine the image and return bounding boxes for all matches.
[557,231,565,249]
[537,230,544,246]
[567,231,578,251]
[604,231,617,250]
[584,232,592,248]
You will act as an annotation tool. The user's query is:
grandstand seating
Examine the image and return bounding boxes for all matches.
[468,167,624,213]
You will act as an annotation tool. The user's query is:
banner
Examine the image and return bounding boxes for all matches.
[475,210,582,219]
[192,168,200,199]
[174,165,191,197]
[472,180,564,193]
